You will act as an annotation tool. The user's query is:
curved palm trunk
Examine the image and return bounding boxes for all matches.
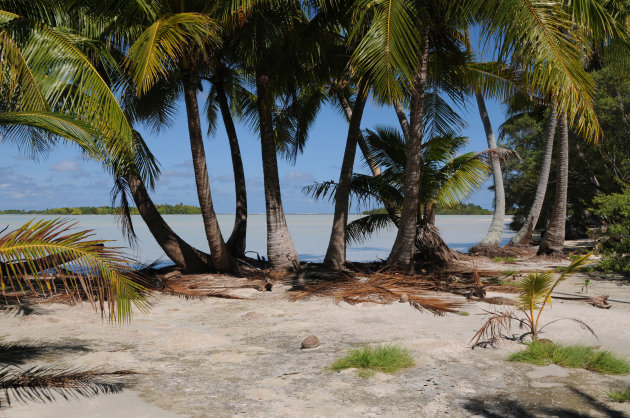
[324,85,368,270]
[127,175,213,273]
[336,91,381,177]
[538,111,568,256]
[215,79,247,257]
[182,72,233,272]
[387,35,430,272]
[255,70,300,270]
[510,99,558,246]
[465,29,504,249]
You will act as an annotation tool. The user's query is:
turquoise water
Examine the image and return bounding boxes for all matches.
[0,214,515,263]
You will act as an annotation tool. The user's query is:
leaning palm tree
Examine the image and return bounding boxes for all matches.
[0,219,149,323]
[306,125,492,266]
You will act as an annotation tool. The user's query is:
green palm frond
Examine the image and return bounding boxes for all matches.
[346,213,394,245]
[0,219,150,323]
[434,155,491,208]
[125,13,220,95]
[0,111,101,160]
[517,270,554,310]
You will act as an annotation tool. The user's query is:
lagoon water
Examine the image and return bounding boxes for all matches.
[0,214,515,263]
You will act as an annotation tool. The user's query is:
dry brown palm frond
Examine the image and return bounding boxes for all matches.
[289,272,463,315]
[0,365,135,406]
[470,309,524,348]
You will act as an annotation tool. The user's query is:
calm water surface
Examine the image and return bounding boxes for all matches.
[0,214,514,263]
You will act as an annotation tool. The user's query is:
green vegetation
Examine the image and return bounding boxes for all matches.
[592,189,630,275]
[509,342,630,375]
[502,66,630,239]
[472,255,592,345]
[608,385,630,403]
[330,345,415,379]
[362,203,492,216]
[0,203,202,216]
[493,257,516,263]
[458,311,470,316]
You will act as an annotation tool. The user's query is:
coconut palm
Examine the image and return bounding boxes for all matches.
[508,98,559,246]
[306,124,492,266]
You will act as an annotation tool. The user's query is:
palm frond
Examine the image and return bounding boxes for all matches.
[0,111,101,160]
[0,219,150,323]
[517,270,554,310]
[346,213,394,245]
[125,13,220,95]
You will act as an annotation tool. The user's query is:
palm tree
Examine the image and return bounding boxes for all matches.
[508,98,558,246]
[118,1,239,271]
[306,125,491,266]
[538,111,569,255]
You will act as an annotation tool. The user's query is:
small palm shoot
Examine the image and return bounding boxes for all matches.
[471,254,594,346]
[0,219,150,323]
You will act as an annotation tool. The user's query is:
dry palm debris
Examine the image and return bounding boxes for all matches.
[288,271,463,315]
[158,274,269,299]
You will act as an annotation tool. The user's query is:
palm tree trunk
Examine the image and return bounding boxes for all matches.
[393,101,410,141]
[538,111,568,256]
[182,71,233,272]
[465,28,505,249]
[324,83,368,269]
[510,99,558,246]
[127,175,213,273]
[336,91,381,177]
[255,70,300,270]
[387,35,430,272]
[215,79,247,257]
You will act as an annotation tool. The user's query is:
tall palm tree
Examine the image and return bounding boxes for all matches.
[120,2,234,271]
[538,111,569,255]
[508,98,558,246]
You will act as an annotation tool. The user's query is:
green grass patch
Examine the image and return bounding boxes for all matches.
[330,344,414,378]
[493,257,516,263]
[608,385,630,402]
[502,269,517,277]
[458,311,470,316]
[508,342,630,375]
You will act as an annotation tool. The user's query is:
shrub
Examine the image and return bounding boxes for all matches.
[509,342,630,375]
[330,344,414,378]
[592,189,630,275]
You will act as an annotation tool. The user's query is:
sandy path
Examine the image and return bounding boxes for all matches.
[1,273,629,417]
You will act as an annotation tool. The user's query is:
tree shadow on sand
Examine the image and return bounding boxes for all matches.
[462,386,626,418]
[0,340,134,408]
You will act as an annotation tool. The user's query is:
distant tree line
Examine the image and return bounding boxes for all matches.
[0,203,202,215]
[363,203,493,216]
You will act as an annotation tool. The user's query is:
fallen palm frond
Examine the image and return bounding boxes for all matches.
[158,274,271,299]
[0,219,150,322]
[0,365,134,406]
[289,270,463,315]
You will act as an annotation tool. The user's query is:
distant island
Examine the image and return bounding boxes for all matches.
[362,203,493,216]
[0,203,202,215]
[1,202,494,216]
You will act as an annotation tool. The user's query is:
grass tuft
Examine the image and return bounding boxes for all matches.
[493,257,516,263]
[509,342,630,375]
[608,385,630,402]
[459,311,470,316]
[330,344,414,378]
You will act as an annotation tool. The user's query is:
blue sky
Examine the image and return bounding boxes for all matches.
[0,93,505,213]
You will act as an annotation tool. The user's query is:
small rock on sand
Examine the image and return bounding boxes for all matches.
[399,293,409,303]
[301,335,320,349]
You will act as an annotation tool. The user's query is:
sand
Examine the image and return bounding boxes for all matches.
[1,259,630,417]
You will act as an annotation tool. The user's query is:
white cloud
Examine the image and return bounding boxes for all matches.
[50,160,80,172]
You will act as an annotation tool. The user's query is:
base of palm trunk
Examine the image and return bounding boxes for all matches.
[415,224,456,266]
[468,244,529,258]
